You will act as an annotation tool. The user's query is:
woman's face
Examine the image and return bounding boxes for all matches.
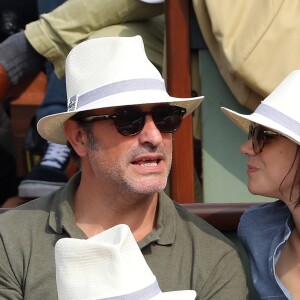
[240,126,299,204]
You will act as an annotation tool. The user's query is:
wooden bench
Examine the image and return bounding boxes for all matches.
[182,202,258,231]
[0,202,261,228]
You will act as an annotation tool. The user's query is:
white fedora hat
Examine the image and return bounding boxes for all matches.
[221,70,300,145]
[55,224,196,300]
[140,0,164,3]
[37,35,203,144]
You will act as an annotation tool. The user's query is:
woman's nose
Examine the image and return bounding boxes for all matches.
[240,138,256,155]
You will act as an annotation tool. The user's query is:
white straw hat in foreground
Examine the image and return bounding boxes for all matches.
[221,70,300,145]
[55,224,196,300]
[38,35,203,144]
[140,0,164,3]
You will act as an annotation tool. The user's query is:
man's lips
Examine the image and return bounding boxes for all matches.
[132,155,163,167]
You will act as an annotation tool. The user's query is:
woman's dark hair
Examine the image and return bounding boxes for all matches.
[279,145,300,207]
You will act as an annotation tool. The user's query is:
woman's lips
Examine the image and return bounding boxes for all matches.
[247,164,259,174]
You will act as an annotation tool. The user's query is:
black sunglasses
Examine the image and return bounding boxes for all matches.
[248,124,281,154]
[78,105,186,136]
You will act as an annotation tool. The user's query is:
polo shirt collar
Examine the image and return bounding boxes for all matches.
[139,191,177,248]
[49,173,177,244]
[49,172,86,238]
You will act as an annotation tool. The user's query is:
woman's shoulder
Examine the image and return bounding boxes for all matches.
[238,200,290,244]
[241,200,289,222]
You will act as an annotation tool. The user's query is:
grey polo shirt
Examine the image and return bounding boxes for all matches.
[0,173,247,299]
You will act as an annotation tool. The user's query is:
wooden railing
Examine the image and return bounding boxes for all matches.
[166,0,195,203]
[182,202,263,231]
[0,203,263,232]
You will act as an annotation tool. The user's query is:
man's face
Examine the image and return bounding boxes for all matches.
[83,104,173,195]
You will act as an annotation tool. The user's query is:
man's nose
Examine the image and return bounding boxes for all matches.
[138,115,163,146]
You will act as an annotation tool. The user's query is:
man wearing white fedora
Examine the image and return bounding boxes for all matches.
[0,36,247,299]
[0,0,165,202]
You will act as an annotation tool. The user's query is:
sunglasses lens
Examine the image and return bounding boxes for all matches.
[248,125,264,154]
[113,106,186,136]
[115,108,145,136]
[153,106,186,133]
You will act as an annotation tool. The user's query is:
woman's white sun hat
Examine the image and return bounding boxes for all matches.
[37,35,203,144]
[221,70,300,145]
[55,224,196,300]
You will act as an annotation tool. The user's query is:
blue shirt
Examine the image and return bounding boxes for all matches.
[238,200,294,299]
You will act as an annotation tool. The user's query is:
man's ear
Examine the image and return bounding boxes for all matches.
[64,119,88,157]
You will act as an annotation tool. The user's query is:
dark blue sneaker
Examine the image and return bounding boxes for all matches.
[18,142,70,198]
